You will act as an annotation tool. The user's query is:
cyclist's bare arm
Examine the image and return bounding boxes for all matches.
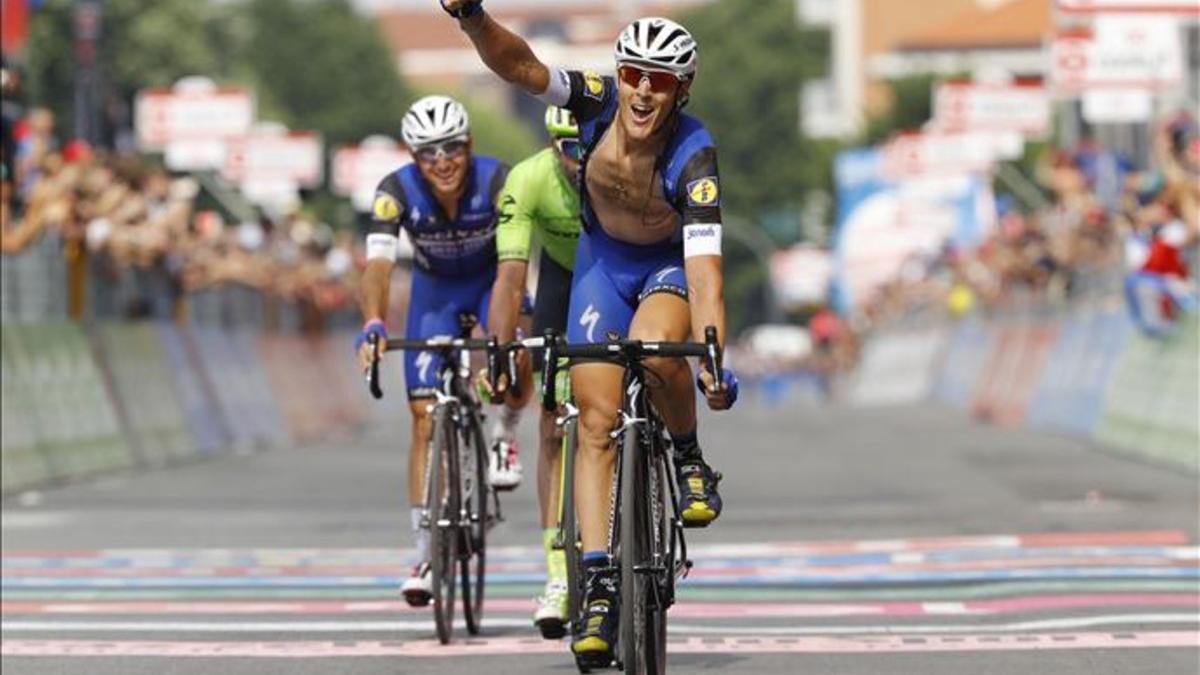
[358,176,409,371]
[488,260,527,344]
[685,255,725,354]
[450,6,551,97]
[357,259,394,372]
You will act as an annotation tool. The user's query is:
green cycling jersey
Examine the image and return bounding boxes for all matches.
[495,147,580,271]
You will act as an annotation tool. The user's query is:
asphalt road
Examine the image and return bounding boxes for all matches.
[3,402,1198,674]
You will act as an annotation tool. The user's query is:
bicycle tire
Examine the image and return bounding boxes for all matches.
[561,417,582,628]
[619,419,665,675]
[429,405,459,645]
[461,410,488,635]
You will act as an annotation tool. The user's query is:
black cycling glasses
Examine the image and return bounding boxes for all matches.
[555,137,583,161]
[414,139,468,163]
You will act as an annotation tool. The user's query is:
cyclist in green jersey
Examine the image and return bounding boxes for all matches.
[486,105,582,639]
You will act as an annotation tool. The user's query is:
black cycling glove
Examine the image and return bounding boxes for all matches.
[440,0,482,19]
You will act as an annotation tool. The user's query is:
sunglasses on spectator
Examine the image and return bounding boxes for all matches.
[617,65,682,94]
[555,138,583,161]
[414,139,468,163]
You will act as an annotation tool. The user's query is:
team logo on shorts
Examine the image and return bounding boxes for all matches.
[372,192,400,221]
[583,71,604,99]
[686,177,719,207]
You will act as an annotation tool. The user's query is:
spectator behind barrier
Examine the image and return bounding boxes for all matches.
[0,108,366,329]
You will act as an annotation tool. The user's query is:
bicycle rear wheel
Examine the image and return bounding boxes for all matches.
[461,410,488,635]
[619,423,667,675]
[429,406,460,645]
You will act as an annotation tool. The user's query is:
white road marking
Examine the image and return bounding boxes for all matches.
[2,613,1197,634]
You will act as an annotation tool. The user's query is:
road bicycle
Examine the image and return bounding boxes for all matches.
[366,315,515,644]
[516,327,723,674]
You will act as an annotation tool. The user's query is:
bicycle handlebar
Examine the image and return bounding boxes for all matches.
[364,334,496,400]
[366,327,722,406]
[518,326,723,412]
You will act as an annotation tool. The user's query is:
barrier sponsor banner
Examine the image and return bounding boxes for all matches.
[929,316,993,409]
[970,318,1060,427]
[1026,306,1132,436]
[258,334,368,443]
[1,324,54,493]
[1,322,133,495]
[191,327,287,450]
[258,334,333,443]
[155,323,231,457]
[1096,315,1199,470]
[91,323,193,466]
[848,329,948,406]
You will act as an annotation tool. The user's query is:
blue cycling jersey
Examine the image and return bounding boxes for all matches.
[369,156,509,278]
[559,71,722,245]
[552,70,723,344]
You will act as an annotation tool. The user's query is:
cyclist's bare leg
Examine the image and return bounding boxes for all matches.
[407,398,434,506]
[537,408,563,528]
[571,362,624,552]
[628,292,696,435]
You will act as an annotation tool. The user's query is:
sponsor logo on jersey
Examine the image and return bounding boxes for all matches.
[583,71,604,100]
[686,177,719,207]
[497,194,516,224]
[372,192,400,221]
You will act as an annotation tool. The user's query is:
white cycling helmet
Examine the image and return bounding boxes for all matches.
[401,95,470,148]
[614,17,697,79]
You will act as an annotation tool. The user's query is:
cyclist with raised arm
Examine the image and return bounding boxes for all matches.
[486,105,584,639]
[439,3,738,667]
[354,94,525,607]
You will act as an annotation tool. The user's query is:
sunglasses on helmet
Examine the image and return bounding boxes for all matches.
[555,137,583,161]
[413,138,468,163]
[617,65,682,94]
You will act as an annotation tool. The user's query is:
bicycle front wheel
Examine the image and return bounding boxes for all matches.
[561,416,583,627]
[429,405,460,645]
[619,423,667,675]
[460,410,488,635]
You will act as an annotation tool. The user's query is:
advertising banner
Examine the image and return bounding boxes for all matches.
[932,81,1051,137]
[135,78,254,170]
[332,136,412,212]
[1049,17,1184,94]
[832,149,995,312]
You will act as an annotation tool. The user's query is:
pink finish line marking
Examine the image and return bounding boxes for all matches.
[3,594,1197,618]
[3,632,1198,658]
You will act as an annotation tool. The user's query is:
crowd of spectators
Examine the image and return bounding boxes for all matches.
[1,102,365,332]
[854,110,1199,336]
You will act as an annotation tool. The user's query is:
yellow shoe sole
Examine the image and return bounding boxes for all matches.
[572,636,612,655]
[681,502,718,527]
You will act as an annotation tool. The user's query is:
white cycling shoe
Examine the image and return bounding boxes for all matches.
[488,438,523,490]
[534,580,570,639]
[401,563,433,607]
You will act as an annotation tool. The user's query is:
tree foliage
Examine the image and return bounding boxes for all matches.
[240,0,411,145]
[681,0,829,218]
[26,0,236,141]
[862,74,938,144]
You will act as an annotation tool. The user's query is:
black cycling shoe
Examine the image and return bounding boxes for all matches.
[571,566,619,670]
[676,459,723,528]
